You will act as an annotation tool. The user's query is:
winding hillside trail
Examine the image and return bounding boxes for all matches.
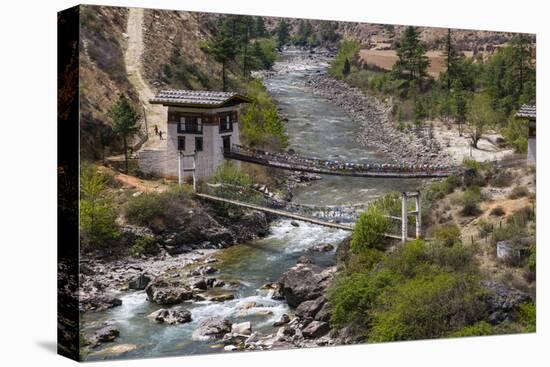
[125,7,166,150]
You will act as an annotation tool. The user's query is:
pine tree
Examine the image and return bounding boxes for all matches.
[276,19,290,48]
[109,95,139,173]
[393,26,430,85]
[342,58,351,77]
[201,20,238,90]
[254,17,267,38]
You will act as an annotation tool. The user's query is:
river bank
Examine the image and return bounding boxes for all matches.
[305,73,450,166]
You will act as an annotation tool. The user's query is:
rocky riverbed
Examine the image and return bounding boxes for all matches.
[305,73,452,166]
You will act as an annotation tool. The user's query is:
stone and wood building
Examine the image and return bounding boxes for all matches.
[138,90,250,180]
[516,104,536,164]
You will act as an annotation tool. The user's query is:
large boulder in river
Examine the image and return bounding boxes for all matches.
[278,259,336,307]
[128,273,151,290]
[295,296,326,319]
[145,278,194,305]
[192,317,233,341]
[302,321,330,339]
[80,294,122,312]
[147,307,192,325]
[89,325,120,347]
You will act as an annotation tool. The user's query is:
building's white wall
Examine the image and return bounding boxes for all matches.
[528,137,536,165]
[139,105,243,180]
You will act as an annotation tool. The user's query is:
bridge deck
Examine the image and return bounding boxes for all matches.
[224,150,454,178]
[195,193,415,241]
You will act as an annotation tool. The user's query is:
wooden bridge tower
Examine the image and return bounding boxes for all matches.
[400,192,422,243]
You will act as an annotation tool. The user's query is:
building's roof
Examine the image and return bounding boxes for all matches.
[516,104,536,119]
[150,90,251,108]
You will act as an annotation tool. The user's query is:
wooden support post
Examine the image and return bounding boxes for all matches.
[415,194,421,239]
[401,192,408,243]
[177,151,182,186]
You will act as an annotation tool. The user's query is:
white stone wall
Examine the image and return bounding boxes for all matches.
[528,137,536,165]
[139,106,242,180]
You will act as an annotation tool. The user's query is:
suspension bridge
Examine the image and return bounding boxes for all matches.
[180,144,456,241]
[223,144,458,178]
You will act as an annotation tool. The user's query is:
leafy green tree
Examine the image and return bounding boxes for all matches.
[80,164,119,249]
[484,35,535,114]
[465,93,498,148]
[503,115,529,153]
[351,206,389,252]
[329,40,360,79]
[276,19,290,47]
[109,95,139,173]
[201,23,238,90]
[393,26,430,85]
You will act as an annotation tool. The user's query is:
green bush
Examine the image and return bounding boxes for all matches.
[449,321,493,337]
[424,176,459,202]
[124,186,192,232]
[351,206,389,252]
[527,244,536,272]
[517,303,536,332]
[508,186,529,199]
[79,164,119,250]
[461,186,483,216]
[345,247,385,274]
[368,271,485,342]
[428,243,476,273]
[329,240,486,342]
[124,193,164,227]
[129,235,158,257]
[432,224,461,246]
[329,268,397,331]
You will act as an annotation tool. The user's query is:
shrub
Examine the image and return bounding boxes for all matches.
[368,271,485,342]
[124,193,164,227]
[461,186,483,216]
[129,235,158,257]
[432,224,461,246]
[424,176,460,202]
[449,321,493,337]
[491,171,514,188]
[517,303,536,332]
[490,206,506,216]
[527,244,536,272]
[329,268,397,331]
[428,243,476,273]
[508,186,529,199]
[79,164,119,250]
[124,186,192,232]
[345,247,385,274]
[351,206,389,252]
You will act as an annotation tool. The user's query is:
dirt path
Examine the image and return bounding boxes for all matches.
[125,7,166,151]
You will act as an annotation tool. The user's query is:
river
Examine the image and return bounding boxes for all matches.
[83,50,420,361]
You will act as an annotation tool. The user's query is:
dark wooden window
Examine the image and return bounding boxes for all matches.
[177,136,185,151]
[219,113,233,133]
[195,137,203,152]
[178,116,202,134]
